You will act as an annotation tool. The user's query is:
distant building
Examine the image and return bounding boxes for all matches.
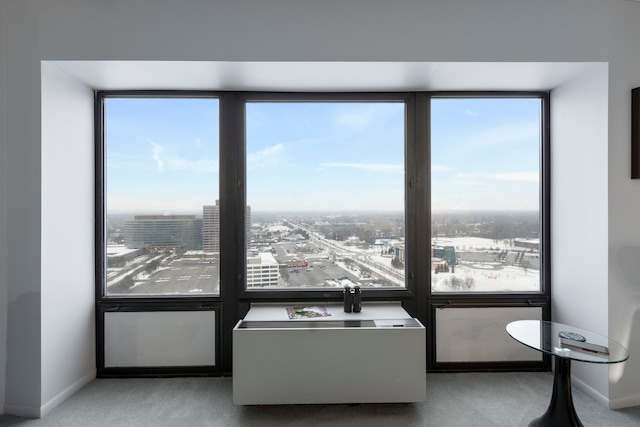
[105,245,145,267]
[514,239,539,251]
[432,245,456,266]
[202,203,220,252]
[202,201,252,253]
[393,242,457,273]
[393,242,405,263]
[246,252,279,287]
[246,205,252,246]
[124,215,203,250]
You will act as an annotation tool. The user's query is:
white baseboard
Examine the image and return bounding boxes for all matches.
[6,370,95,418]
[572,375,640,409]
[40,370,96,418]
[572,375,609,407]
[4,403,41,419]
[608,393,640,410]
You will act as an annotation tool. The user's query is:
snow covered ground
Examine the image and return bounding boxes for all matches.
[366,236,540,292]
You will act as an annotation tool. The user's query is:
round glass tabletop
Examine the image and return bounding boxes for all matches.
[506,320,629,364]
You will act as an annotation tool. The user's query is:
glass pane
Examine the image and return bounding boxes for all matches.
[246,102,406,290]
[430,98,541,293]
[104,311,216,367]
[104,97,220,296]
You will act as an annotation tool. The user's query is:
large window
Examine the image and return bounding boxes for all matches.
[98,92,547,300]
[245,100,407,291]
[96,90,549,375]
[430,97,543,294]
[101,95,220,296]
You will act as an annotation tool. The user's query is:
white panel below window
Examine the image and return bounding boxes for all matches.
[104,311,215,367]
[436,306,542,362]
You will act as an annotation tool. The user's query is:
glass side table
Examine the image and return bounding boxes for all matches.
[506,320,629,427]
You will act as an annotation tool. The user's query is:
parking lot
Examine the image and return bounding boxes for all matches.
[109,238,393,295]
[281,260,360,288]
[125,258,220,295]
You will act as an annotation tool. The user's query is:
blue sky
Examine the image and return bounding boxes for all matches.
[246,102,404,212]
[106,97,540,214]
[431,98,540,211]
[106,97,220,214]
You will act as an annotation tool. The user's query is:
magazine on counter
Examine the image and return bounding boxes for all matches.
[286,306,331,319]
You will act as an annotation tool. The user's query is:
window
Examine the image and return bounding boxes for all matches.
[430,96,544,294]
[101,95,220,296]
[95,90,549,375]
[244,98,408,292]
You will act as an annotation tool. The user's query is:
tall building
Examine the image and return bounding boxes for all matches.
[124,215,203,250]
[246,205,252,247]
[203,202,220,253]
[202,201,252,253]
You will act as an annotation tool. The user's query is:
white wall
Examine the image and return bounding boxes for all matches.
[3,0,640,415]
[3,0,43,417]
[40,63,96,417]
[550,63,610,401]
[606,0,640,409]
[0,0,8,413]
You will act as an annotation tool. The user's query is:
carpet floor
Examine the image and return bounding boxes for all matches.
[1,372,640,426]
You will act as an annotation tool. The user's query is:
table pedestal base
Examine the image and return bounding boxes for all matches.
[530,357,583,427]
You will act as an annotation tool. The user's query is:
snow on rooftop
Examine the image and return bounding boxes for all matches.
[248,252,279,265]
[106,245,140,256]
[267,225,291,233]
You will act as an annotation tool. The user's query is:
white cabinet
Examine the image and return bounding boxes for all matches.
[233,303,426,405]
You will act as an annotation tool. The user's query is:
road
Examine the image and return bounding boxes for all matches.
[280,221,405,288]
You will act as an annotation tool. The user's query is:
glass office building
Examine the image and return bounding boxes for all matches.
[124,215,203,250]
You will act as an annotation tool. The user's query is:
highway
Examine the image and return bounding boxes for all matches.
[284,221,405,287]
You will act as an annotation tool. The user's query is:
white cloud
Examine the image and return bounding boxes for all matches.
[149,141,217,174]
[150,141,165,172]
[321,162,403,173]
[247,143,285,169]
[331,104,400,131]
[333,111,373,131]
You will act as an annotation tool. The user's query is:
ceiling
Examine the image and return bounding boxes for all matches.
[47,61,602,92]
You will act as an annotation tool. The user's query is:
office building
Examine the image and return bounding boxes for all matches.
[124,215,203,251]
[202,203,220,253]
[246,252,279,288]
[203,202,252,253]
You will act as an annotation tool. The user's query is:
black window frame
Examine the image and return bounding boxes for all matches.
[424,91,551,371]
[95,90,228,376]
[233,92,418,317]
[95,90,551,376]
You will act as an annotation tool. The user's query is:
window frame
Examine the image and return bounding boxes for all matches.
[233,92,417,312]
[424,91,551,372]
[95,90,551,376]
[95,90,228,376]
[424,91,550,300]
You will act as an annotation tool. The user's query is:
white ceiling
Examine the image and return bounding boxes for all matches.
[47,61,602,92]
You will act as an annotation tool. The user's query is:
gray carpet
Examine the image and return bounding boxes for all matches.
[1,372,640,426]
